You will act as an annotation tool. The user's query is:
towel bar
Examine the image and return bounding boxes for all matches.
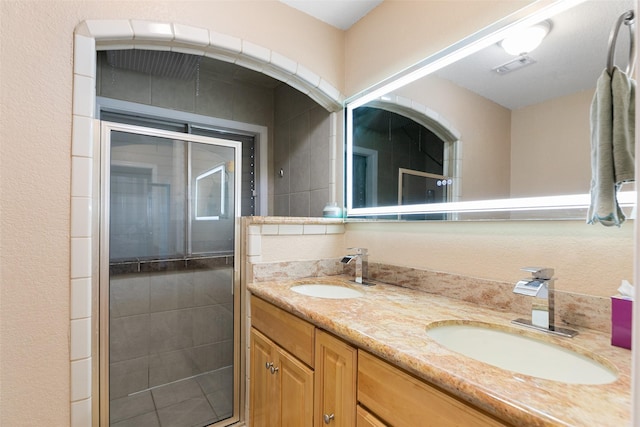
[607,10,636,76]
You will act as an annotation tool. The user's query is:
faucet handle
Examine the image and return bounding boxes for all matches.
[347,247,368,256]
[521,266,554,280]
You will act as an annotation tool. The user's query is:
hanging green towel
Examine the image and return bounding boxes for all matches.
[588,66,636,226]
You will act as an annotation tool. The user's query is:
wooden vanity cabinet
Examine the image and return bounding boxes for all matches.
[314,330,357,427]
[250,296,509,427]
[250,328,314,427]
[250,296,358,427]
[357,350,510,427]
[250,296,315,427]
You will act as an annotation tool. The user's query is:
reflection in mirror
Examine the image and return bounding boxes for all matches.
[196,165,226,220]
[353,107,449,208]
[346,0,636,220]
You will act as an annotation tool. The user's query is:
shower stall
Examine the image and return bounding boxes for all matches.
[99,121,242,427]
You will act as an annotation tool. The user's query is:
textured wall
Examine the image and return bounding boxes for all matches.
[0,2,74,425]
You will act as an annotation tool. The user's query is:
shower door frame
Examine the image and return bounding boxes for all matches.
[98,121,244,427]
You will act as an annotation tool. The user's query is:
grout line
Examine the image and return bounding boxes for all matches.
[126,366,232,397]
[114,366,233,426]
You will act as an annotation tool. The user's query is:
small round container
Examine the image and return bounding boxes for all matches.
[322,202,342,218]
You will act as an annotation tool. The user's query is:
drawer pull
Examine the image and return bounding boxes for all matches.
[323,413,335,424]
[265,362,273,370]
[270,365,279,374]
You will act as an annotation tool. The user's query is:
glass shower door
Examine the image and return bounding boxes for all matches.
[101,123,241,427]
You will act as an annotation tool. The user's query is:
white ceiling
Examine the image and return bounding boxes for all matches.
[279,0,383,30]
[434,0,635,110]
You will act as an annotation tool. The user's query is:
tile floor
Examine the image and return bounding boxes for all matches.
[110,366,233,427]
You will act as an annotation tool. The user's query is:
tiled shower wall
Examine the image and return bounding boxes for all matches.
[273,84,333,217]
[109,267,234,400]
[96,52,339,218]
[96,53,275,130]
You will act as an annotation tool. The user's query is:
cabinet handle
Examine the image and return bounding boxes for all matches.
[323,413,335,424]
[265,362,273,370]
[270,365,279,374]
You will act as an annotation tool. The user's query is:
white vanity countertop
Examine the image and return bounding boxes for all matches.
[248,275,632,427]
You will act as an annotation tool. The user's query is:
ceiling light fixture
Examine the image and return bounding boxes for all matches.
[500,21,551,56]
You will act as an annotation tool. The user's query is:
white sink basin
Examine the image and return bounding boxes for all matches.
[290,284,363,299]
[426,322,617,384]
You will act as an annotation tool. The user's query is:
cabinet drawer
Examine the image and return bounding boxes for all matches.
[251,295,315,367]
[356,405,386,427]
[357,351,510,427]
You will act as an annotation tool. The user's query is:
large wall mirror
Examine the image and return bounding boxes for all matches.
[345,0,636,220]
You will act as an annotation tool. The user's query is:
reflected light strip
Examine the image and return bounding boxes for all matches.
[345,109,354,211]
[347,0,585,110]
[348,192,637,216]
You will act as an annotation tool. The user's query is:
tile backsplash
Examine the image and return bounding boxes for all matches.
[249,258,611,334]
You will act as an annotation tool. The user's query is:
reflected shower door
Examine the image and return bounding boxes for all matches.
[101,123,241,427]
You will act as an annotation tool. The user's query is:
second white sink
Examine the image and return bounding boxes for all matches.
[290,284,363,299]
[426,322,618,384]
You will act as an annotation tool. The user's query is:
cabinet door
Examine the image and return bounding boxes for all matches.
[315,330,357,427]
[276,347,314,427]
[250,328,276,427]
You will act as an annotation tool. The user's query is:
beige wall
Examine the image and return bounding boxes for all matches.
[511,89,593,197]
[345,220,633,298]
[260,234,346,263]
[0,1,342,425]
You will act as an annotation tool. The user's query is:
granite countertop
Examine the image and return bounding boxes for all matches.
[248,276,632,427]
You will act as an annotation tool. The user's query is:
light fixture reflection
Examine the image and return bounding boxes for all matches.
[348,192,637,216]
[501,21,551,56]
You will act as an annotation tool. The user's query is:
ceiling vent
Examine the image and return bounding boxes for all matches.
[492,55,536,75]
[106,49,202,80]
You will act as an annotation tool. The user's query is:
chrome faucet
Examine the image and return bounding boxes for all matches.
[341,248,374,286]
[512,267,578,338]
